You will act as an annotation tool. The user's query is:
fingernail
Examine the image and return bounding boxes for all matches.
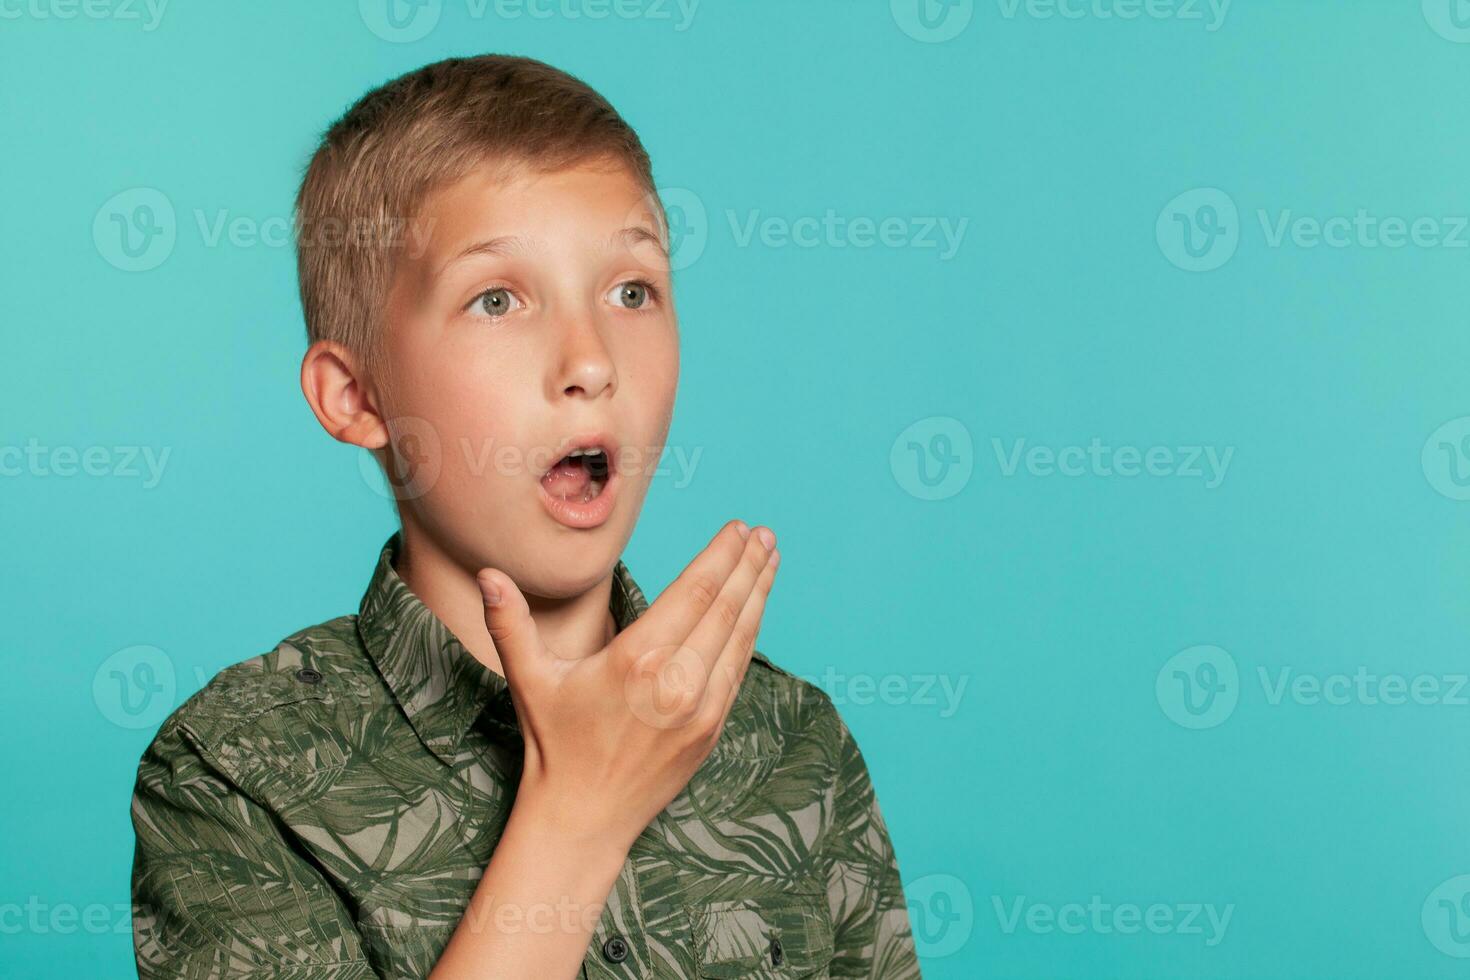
[735,520,750,538]
[770,548,781,568]
[756,527,776,550]
[478,573,502,607]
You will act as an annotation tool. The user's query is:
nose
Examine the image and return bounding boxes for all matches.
[550,314,617,401]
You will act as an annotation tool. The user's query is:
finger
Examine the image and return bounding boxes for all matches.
[707,545,779,717]
[636,519,752,646]
[476,568,544,684]
[683,525,775,677]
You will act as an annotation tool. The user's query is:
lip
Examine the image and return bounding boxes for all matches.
[537,430,620,530]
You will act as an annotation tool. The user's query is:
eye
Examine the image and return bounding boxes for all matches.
[609,279,660,311]
[469,286,522,318]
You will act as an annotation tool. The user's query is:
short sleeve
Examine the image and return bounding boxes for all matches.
[130,719,379,980]
[821,709,923,979]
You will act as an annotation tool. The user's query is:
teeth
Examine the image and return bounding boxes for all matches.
[566,447,605,459]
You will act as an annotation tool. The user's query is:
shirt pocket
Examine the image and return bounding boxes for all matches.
[687,894,835,979]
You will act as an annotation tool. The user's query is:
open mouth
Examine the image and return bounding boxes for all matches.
[540,445,612,503]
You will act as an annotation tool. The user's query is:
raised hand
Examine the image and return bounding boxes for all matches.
[475,519,780,850]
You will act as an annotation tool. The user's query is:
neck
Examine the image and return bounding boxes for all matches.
[392,520,617,675]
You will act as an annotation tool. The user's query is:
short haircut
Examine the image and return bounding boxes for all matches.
[293,54,660,380]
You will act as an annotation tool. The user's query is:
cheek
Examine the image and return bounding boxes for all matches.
[383,342,531,494]
[622,329,680,424]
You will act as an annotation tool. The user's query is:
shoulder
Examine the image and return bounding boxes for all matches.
[736,647,848,753]
[141,613,378,766]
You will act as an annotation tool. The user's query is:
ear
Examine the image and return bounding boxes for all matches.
[300,340,388,450]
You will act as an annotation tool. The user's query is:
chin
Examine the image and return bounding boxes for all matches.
[514,533,623,601]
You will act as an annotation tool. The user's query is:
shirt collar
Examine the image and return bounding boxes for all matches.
[357,531,650,765]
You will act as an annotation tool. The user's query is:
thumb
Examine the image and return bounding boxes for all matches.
[476,568,542,677]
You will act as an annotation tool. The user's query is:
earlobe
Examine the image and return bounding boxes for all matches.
[300,340,389,450]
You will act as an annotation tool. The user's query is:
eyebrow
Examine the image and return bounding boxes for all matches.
[439,225,668,276]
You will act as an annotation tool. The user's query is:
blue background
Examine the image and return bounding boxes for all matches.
[4,0,1470,976]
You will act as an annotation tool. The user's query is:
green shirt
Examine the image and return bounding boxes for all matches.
[130,533,922,979]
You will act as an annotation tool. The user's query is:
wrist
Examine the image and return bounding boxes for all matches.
[509,778,642,860]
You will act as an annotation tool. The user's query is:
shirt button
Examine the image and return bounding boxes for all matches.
[770,936,784,966]
[295,667,322,685]
[601,935,629,963]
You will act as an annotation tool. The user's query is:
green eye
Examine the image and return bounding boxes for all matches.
[616,281,653,309]
[477,288,514,316]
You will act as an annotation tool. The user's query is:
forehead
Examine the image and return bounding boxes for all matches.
[410,160,662,263]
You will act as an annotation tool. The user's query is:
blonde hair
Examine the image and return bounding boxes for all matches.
[293,54,659,381]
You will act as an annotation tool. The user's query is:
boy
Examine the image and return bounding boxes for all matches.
[130,54,921,979]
